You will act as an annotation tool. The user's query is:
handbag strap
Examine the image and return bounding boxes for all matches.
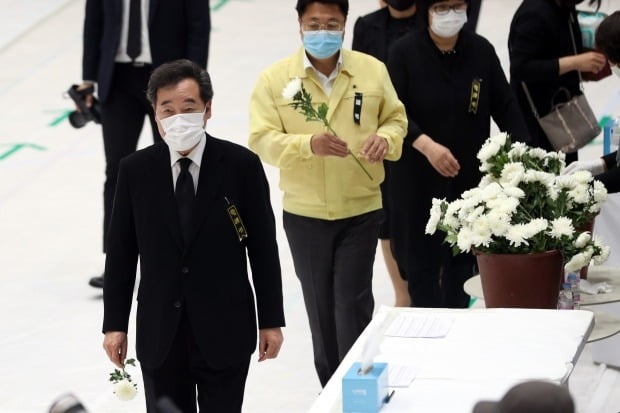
[521,13,583,120]
[521,82,540,119]
[568,14,585,89]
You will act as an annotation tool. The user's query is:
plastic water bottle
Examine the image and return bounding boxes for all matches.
[603,116,620,155]
[558,283,574,310]
[566,272,581,310]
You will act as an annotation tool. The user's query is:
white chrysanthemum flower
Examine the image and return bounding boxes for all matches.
[471,215,493,245]
[486,196,519,215]
[565,252,589,272]
[549,217,574,239]
[508,142,528,159]
[593,244,611,265]
[489,132,508,147]
[524,218,548,238]
[500,162,525,186]
[477,141,501,163]
[426,198,444,234]
[465,205,485,223]
[282,77,302,100]
[487,210,511,236]
[524,170,554,185]
[462,187,481,200]
[478,174,495,188]
[568,186,589,204]
[528,147,548,159]
[442,201,462,230]
[506,224,529,247]
[481,182,503,200]
[554,174,576,190]
[114,380,137,401]
[592,180,607,203]
[574,232,591,248]
[546,184,559,201]
[503,186,525,199]
[457,227,474,252]
[572,170,593,184]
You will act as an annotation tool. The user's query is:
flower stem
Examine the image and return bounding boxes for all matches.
[327,124,373,181]
[348,149,373,180]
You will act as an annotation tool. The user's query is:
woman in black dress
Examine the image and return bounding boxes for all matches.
[386,0,528,308]
[508,0,606,164]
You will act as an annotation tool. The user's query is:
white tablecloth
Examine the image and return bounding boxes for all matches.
[310,306,593,413]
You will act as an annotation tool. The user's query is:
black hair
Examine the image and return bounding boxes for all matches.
[595,11,620,63]
[295,0,348,18]
[146,59,213,105]
[415,0,470,27]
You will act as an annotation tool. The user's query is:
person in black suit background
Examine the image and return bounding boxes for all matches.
[563,10,620,193]
[79,0,211,288]
[352,0,417,308]
[102,60,284,413]
[508,0,605,164]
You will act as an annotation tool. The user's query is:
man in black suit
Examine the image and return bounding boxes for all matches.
[102,60,285,413]
[79,0,211,288]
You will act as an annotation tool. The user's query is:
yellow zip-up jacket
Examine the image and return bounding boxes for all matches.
[249,48,407,220]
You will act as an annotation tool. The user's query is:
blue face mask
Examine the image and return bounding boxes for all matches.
[303,30,343,59]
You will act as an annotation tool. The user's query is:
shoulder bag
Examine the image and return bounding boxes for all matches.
[521,17,601,153]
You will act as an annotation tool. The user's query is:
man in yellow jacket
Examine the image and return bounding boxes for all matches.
[249,0,406,387]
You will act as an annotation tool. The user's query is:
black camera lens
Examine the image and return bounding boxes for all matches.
[49,393,88,413]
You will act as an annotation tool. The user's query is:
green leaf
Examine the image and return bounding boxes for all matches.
[317,103,329,121]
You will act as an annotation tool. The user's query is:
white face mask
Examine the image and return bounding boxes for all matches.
[159,107,206,152]
[430,9,468,38]
[612,65,620,79]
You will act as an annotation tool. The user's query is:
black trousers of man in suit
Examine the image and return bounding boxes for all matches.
[283,209,383,387]
[100,63,161,251]
[141,311,251,413]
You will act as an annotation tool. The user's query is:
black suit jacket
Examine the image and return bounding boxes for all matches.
[83,0,210,102]
[597,151,620,194]
[103,134,285,369]
[352,7,416,63]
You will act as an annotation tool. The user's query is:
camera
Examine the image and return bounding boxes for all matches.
[66,84,102,128]
[49,393,88,413]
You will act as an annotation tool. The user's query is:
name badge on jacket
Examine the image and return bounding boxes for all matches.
[469,79,482,115]
[225,197,248,242]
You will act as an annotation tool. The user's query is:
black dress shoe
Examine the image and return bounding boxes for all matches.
[89,275,104,288]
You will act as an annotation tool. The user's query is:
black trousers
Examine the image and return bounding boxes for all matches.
[404,248,477,309]
[141,312,250,413]
[101,63,161,252]
[283,209,382,387]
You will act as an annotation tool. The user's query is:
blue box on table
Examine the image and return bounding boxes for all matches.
[342,362,389,413]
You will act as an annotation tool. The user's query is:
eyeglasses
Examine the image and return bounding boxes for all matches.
[301,21,344,32]
[431,3,468,15]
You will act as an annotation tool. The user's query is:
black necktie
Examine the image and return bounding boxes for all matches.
[127,0,142,60]
[175,158,195,246]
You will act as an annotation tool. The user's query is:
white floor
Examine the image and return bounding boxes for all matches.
[0,0,619,412]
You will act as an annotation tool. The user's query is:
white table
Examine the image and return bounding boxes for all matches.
[463,267,620,343]
[309,306,593,413]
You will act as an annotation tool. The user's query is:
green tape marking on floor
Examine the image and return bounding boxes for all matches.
[211,0,230,12]
[0,143,46,161]
[48,110,72,127]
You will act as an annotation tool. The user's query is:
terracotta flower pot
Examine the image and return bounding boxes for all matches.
[474,250,564,309]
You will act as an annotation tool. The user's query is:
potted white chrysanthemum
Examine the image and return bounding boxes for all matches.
[426,133,610,308]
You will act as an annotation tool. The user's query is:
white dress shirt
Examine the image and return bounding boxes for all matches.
[304,51,343,96]
[115,0,153,64]
[168,133,206,192]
